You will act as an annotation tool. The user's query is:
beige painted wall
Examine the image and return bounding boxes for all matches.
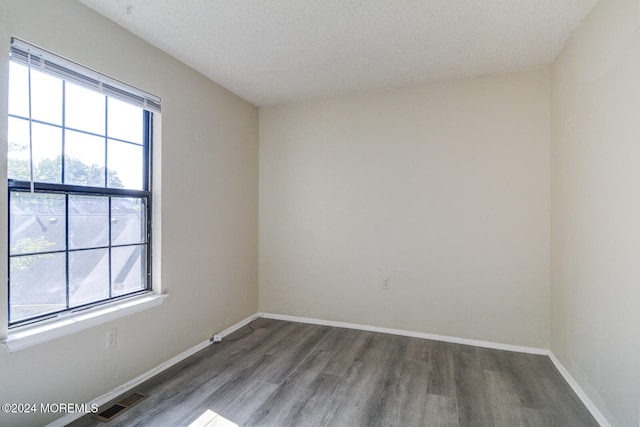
[259,69,550,348]
[550,0,640,425]
[4,0,636,425]
[0,1,258,426]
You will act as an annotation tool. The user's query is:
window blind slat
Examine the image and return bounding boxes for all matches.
[10,38,161,113]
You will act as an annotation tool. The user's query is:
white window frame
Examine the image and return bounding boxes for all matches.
[2,38,165,351]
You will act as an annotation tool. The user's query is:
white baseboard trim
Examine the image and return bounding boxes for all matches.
[260,312,548,355]
[260,312,611,427]
[217,312,262,339]
[46,313,261,427]
[547,352,611,427]
[47,312,610,427]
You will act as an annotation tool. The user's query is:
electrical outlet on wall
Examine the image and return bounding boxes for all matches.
[105,328,118,349]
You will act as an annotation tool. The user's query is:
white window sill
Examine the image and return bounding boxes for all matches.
[1,293,168,353]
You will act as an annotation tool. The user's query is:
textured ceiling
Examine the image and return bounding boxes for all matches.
[77,0,598,106]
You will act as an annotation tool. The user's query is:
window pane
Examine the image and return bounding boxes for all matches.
[108,97,143,144]
[112,198,146,245]
[8,42,153,326]
[32,122,62,183]
[10,252,66,322]
[8,61,29,117]
[68,195,109,249]
[10,192,66,255]
[112,245,146,296]
[65,130,105,187]
[69,249,109,307]
[65,82,105,135]
[7,117,31,181]
[107,140,143,190]
[31,68,63,125]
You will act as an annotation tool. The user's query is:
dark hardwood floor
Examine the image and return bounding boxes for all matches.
[69,318,598,427]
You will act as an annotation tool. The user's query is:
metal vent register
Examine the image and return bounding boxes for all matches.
[93,392,148,423]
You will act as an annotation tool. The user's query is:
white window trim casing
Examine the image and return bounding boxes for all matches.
[2,38,164,352]
[1,109,164,353]
[1,293,167,352]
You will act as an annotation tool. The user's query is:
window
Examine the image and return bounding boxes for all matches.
[7,39,160,327]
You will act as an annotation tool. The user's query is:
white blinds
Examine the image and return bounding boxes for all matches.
[10,37,161,113]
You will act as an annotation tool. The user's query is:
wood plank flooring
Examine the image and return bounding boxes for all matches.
[69,319,598,427]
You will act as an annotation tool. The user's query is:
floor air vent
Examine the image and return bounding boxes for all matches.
[93,392,148,423]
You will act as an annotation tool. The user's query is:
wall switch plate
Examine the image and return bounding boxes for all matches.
[383,278,391,290]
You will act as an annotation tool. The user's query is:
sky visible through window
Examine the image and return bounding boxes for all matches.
[7,59,149,324]
[7,61,144,189]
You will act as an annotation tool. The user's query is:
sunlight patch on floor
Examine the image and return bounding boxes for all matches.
[188,409,240,427]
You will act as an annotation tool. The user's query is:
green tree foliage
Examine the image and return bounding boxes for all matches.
[10,237,56,275]
[8,156,124,188]
[9,155,124,276]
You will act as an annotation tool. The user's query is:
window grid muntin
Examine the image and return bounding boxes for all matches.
[10,38,161,114]
[8,64,146,191]
[7,55,152,326]
[8,188,150,326]
[9,115,145,147]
